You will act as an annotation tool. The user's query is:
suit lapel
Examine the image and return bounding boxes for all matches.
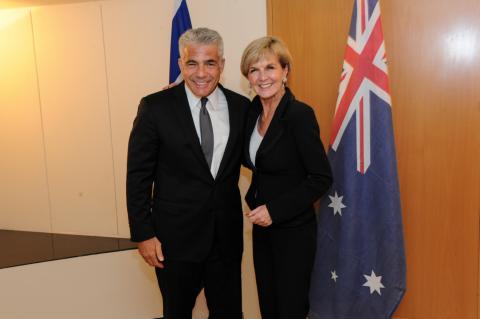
[255,90,293,163]
[172,83,213,176]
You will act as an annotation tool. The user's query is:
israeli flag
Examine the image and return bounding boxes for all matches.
[169,0,192,83]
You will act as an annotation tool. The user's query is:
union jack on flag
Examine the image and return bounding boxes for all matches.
[330,0,391,174]
[309,0,406,318]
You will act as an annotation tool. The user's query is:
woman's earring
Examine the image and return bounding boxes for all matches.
[282,77,287,86]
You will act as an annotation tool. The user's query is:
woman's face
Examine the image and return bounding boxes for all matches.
[247,52,288,101]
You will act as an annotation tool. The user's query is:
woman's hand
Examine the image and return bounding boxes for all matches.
[246,204,272,227]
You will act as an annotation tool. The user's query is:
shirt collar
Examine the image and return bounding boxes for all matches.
[184,84,221,110]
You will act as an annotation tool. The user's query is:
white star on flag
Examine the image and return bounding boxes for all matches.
[331,270,339,282]
[328,191,346,216]
[363,270,385,295]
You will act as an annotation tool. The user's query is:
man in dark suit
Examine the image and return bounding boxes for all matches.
[126,27,249,319]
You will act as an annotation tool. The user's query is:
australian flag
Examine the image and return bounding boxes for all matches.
[309,0,406,318]
[169,0,192,83]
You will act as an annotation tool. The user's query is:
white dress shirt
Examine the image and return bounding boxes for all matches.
[185,85,230,178]
[249,116,263,167]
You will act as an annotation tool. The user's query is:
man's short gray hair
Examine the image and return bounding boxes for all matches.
[179,27,224,58]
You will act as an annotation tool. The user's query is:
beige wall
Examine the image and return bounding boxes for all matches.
[0,1,265,318]
[0,251,164,319]
[0,9,52,232]
[0,0,266,237]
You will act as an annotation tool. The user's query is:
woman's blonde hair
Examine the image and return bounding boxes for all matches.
[240,36,292,77]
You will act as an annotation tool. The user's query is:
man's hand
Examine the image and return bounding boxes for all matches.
[246,204,273,227]
[137,237,165,268]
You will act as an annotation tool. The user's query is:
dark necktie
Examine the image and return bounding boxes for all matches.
[199,97,214,168]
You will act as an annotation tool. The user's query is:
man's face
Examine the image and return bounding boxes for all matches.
[179,43,225,97]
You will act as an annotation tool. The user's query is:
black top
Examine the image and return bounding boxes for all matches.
[244,88,333,228]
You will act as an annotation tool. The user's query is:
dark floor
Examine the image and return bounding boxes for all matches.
[0,229,136,268]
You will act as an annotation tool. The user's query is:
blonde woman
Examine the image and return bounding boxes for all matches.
[241,36,332,319]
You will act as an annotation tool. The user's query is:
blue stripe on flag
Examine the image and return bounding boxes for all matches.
[169,0,192,83]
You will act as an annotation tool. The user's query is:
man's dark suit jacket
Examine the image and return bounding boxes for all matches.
[127,82,249,262]
[244,88,332,227]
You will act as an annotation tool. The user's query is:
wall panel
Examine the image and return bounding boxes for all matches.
[101,0,172,237]
[0,8,51,232]
[269,0,480,318]
[382,1,480,317]
[268,0,352,145]
[32,3,117,236]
